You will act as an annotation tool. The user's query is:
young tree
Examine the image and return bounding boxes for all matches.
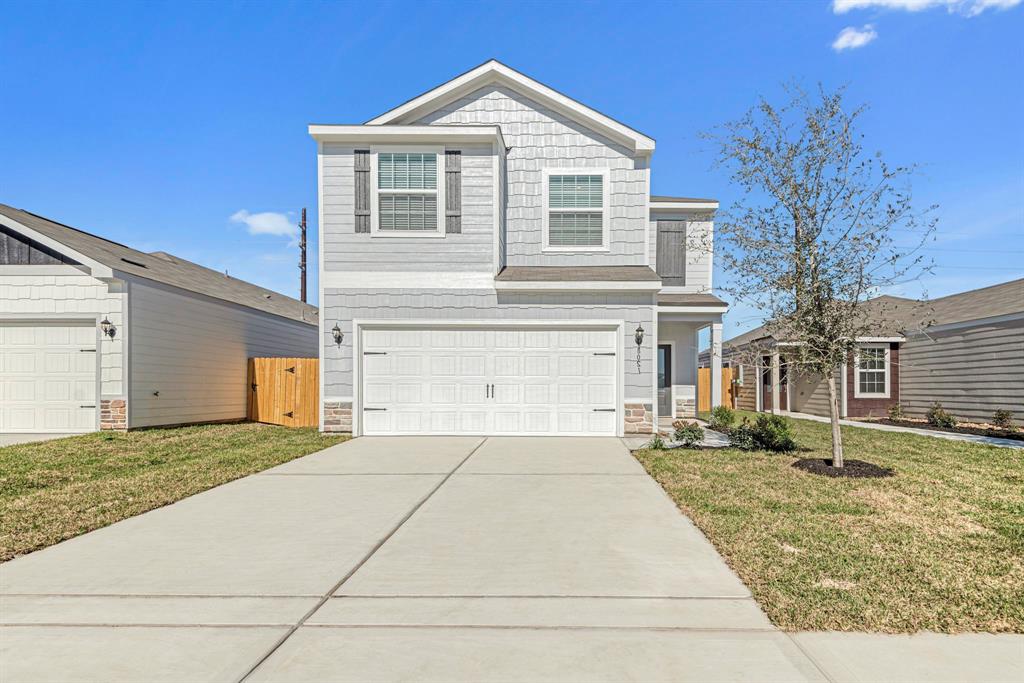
[704,85,934,467]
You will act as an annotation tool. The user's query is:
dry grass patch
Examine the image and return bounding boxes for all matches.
[0,423,347,561]
[635,413,1024,633]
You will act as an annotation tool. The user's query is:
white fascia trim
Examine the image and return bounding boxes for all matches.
[0,265,89,275]
[322,271,496,290]
[855,336,905,343]
[495,281,662,292]
[650,201,719,211]
[365,61,655,153]
[0,214,113,278]
[309,124,506,150]
[656,305,729,315]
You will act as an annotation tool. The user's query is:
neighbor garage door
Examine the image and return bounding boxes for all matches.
[0,322,98,433]
[360,326,618,435]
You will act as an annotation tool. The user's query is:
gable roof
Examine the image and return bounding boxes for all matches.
[722,280,1024,349]
[0,204,317,325]
[365,59,656,153]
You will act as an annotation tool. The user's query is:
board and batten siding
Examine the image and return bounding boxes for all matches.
[0,269,126,397]
[650,212,713,292]
[321,288,655,402]
[900,318,1024,425]
[127,279,317,428]
[321,143,495,273]
[416,86,649,267]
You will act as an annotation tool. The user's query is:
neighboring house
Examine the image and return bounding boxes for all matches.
[313,60,728,437]
[704,278,1023,425]
[0,204,318,433]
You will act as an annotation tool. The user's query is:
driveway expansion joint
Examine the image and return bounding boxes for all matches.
[235,436,489,683]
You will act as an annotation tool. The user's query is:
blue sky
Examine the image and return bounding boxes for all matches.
[1,0,1021,338]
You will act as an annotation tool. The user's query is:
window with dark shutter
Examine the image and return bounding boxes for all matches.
[445,150,461,234]
[354,150,371,233]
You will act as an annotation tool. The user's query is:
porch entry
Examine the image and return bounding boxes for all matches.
[657,344,672,417]
[760,355,788,412]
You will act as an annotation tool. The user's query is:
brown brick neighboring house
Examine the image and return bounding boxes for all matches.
[700,278,1024,425]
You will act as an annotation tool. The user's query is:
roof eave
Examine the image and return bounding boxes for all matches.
[308,124,507,150]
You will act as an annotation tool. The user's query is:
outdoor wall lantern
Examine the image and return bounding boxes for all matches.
[331,323,344,346]
[634,324,645,373]
[99,317,117,340]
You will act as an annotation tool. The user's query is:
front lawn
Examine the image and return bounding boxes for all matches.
[0,423,347,561]
[635,413,1024,633]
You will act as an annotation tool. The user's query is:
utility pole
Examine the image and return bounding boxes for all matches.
[299,208,307,303]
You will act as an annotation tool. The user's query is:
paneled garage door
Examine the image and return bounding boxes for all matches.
[0,322,98,433]
[361,327,619,436]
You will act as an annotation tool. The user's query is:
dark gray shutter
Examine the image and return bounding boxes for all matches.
[656,220,687,286]
[354,150,370,233]
[445,150,461,234]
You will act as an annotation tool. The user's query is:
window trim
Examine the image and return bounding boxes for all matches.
[541,168,610,252]
[369,145,446,238]
[853,343,890,398]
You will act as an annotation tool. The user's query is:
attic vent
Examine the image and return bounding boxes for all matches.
[121,258,148,268]
[263,294,272,299]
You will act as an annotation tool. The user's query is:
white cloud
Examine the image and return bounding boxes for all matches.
[833,0,1021,16]
[230,210,299,246]
[832,24,879,50]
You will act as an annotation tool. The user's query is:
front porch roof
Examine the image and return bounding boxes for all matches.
[658,293,728,307]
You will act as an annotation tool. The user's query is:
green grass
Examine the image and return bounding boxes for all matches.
[635,412,1024,633]
[0,423,348,561]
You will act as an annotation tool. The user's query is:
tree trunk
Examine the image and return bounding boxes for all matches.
[826,372,844,467]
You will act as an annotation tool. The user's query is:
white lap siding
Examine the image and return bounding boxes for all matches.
[417,85,649,267]
[127,279,317,428]
[321,289,655,405]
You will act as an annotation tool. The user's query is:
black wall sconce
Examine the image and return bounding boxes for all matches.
[331,323,344,346]
[634,324,644,373]
[99,317,117,340]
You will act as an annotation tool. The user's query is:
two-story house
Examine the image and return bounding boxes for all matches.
[312,60,727,437]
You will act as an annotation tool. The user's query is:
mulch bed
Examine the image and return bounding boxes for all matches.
[792,458,895,479]
[869,418,1024,442]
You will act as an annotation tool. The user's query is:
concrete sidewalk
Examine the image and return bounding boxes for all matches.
[2,436,1021,682]
[786,411,1024,449]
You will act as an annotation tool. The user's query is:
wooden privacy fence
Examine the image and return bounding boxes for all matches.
[698,367,736,413]
[248,357,319,428]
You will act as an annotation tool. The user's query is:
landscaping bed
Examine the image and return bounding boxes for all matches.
[862,417,1024,442]
[634,411,1024,633]
[0,423,347,561]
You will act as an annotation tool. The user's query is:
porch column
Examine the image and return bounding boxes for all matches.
[770,349,781,415]
[710,322,723,408]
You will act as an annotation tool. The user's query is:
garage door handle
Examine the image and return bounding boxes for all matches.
[593,408,615,412]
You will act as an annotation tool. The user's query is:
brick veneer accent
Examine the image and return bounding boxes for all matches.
[675,397,696,419]
[100,399,127,431]
[845,343,901,418]
[323,401,353,433]
[624,402,654,434]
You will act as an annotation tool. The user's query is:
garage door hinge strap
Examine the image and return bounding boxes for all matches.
[80,348,97,352]
[363,407,387,411]
[363,351,387,355]
[593,408,616,412]
[593,352,615,356]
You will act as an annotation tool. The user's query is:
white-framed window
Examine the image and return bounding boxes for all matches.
[854,344,889,398]
[370,146,445,237]
[542,168,609,251]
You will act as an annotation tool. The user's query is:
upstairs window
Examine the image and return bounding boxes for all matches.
[543,170,608,250]
[372,149,444,235]
[854,344,889,398]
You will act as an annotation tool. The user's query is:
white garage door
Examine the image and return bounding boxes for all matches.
[361,327,619,436]
[0,322,98,433]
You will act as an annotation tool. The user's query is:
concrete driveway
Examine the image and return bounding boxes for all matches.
[0,433,76,447]
[3,436,1018,682]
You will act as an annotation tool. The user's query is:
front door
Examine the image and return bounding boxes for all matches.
[657,344,672,417]
[760,355,789,412]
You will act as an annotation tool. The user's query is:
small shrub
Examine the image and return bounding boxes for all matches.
[926,402,957,429]
[647,432,667,450]
[708,405,736,431]
[751,413,798,452]
[728,420,757,450]
[672,420,705,448]
[992,409,1014,430]
[887,403,903,420]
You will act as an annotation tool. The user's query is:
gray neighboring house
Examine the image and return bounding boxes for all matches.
[0,204,318,433]
[313,60,729,437]
[704,278,1024,425]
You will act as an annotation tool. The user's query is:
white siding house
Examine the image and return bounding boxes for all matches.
[313,60,728,437]
[0,205,318,433]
